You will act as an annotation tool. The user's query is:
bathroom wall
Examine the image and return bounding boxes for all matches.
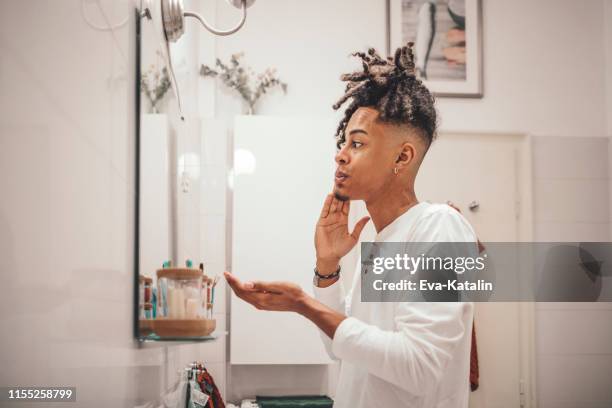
[531,136,611,408]
[0,0,227,406]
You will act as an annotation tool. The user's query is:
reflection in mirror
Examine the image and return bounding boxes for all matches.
[136,2,215,341]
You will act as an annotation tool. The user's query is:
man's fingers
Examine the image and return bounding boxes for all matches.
[226,273,286,294]
[224,271,239,287]
[330,196,339,213]
[341,199,350,215]
[351,216,371,240]
[249,281,285,294]
[447,201,461,213]
[224,271,248,293]
[226,271,290,294]
[319,194,333,219]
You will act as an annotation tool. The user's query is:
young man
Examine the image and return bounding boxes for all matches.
[225,43,477,408]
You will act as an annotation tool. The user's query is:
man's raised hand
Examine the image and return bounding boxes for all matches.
[314,194,370,274]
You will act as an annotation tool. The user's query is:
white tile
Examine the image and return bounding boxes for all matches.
[536,302,612,311]
[109,46,131,182]
[48,128,115,277]
[534,179,609,223]
[533,136,609,180]
[0,124,52,279]
[536,309,612,354]
[536,355,612,407]
[109,171,134,274]
[538,399,612,408]
[535,222,611,241]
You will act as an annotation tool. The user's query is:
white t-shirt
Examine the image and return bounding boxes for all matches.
[313,202,478,408]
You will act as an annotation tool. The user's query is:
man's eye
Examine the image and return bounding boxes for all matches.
[336,140,362,150]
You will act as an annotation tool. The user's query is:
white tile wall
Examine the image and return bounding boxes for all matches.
[0,1,228,406]
[536,355,612,408]
[532,137,610,180]
[532,135,612,408]
[534,179,609,223]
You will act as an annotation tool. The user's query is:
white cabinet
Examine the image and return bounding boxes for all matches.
[230,116,336,364]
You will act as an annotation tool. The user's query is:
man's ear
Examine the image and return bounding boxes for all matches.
[395,141,418,169]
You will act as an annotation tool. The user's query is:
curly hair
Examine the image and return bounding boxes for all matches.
[333,43,437,150]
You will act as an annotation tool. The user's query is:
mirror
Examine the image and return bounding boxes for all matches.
[135,2,211,341]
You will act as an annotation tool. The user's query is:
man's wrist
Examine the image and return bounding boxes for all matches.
[295,292,314,316]
[316,258,340,276]
[314,274,339,288]
[296,295,347,339]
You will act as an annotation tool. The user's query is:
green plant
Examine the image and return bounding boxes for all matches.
[200,52,287,114]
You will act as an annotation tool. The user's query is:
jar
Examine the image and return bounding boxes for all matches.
[156,268,204,319]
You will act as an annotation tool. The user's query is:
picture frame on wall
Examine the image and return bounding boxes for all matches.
[387,0,483,98]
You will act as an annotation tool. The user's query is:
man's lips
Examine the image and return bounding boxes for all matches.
[335,170,349,182]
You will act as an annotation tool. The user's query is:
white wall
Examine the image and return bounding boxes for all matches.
[531,136,611,408]
[0,1,226,406]
[213,0,607,138]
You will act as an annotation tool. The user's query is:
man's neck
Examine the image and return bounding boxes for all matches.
[365,188,419,233]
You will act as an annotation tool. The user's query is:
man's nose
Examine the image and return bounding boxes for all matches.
[335,145,349,165]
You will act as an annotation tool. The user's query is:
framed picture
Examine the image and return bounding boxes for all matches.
[388,0,483,98]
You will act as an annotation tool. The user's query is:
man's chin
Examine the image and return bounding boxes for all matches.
[333,189,350,202]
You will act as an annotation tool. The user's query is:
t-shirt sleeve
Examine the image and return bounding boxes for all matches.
[312,279,347,361]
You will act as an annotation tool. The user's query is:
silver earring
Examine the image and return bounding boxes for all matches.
[393,167,399,175]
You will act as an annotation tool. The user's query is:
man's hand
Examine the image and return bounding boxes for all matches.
[314,194,370,273]
[224,271,307,313]
[224,271,347,338]
[447,201,485,254]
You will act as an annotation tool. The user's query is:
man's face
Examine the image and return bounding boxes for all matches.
[333,107,403,201]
